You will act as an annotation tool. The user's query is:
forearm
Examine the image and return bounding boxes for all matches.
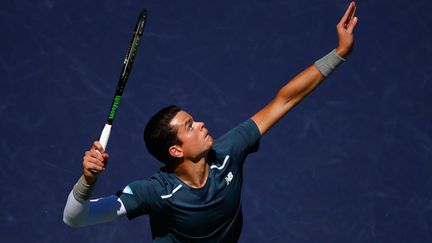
[252,50,345,135]
[276,65,324,107]
[278,49,345,105]
[251,65,323,135]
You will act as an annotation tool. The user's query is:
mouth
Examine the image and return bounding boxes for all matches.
[204,130,211,140]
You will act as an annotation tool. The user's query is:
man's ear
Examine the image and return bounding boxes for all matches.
[168,145,183,159]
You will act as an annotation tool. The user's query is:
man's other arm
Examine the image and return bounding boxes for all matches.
[252,1,358,135]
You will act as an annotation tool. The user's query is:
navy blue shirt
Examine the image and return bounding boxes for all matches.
[118,119,261,242]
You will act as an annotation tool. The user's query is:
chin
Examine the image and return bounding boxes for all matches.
[205,142,213,152]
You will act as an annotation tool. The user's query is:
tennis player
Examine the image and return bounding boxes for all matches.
[63,2,358,242]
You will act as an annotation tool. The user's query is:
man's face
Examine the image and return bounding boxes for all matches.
[169,111,213,161]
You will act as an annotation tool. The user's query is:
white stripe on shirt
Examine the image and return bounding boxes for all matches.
[210,155,230,170]
[161,184,183,199]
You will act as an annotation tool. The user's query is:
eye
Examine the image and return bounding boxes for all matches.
[187,123,193,131]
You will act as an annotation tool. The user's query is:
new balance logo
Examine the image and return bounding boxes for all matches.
[225,171,233,185]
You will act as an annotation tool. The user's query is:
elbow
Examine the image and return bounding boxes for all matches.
[63,213,85,228]
[63,215,78,228]
[63,190,88,227]
[63,217,75,227]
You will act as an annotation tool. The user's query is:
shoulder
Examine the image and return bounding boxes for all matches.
[126,171,179,196]
[118,171,181,215]
[117,172,174,217]
[216,119,260,142]
[213,119,261,154]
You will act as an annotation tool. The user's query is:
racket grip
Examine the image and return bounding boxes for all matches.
[90,124,111,174]
[99,123,112,151]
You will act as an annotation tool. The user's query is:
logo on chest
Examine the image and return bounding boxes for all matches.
[225,171,234,185]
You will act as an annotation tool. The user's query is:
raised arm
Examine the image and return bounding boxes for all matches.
[251,2,358,135]
[63,141,127,227]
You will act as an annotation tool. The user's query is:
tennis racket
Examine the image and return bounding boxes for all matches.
[99,9,148,151]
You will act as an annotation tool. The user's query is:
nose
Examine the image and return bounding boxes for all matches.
[197,121,205,130]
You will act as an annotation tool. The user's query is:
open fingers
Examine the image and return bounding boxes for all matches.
[346,16,358,33]
[346,2,357,26]
[339,2,357,27]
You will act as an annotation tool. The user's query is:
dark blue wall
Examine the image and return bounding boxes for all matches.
[1,0,432,242]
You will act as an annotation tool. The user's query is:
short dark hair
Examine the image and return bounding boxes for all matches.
[144,105,182,164]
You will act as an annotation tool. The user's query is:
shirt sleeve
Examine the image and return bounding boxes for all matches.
[117,178,164,220]
[214,119,261,163]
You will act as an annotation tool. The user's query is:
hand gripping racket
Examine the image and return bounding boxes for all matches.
[99,9,148,152]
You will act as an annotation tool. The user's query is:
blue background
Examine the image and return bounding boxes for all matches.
[1,0,432,242]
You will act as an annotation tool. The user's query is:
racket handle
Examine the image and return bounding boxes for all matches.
[90,124,111,174]
[99,123,112,151]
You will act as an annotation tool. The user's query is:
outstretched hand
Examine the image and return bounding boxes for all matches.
[336,1,358,58]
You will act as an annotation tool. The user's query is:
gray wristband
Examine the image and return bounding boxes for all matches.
[314,49,346,77]
[72,177,95,201]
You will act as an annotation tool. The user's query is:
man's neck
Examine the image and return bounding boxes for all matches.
[174,157,209,189]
